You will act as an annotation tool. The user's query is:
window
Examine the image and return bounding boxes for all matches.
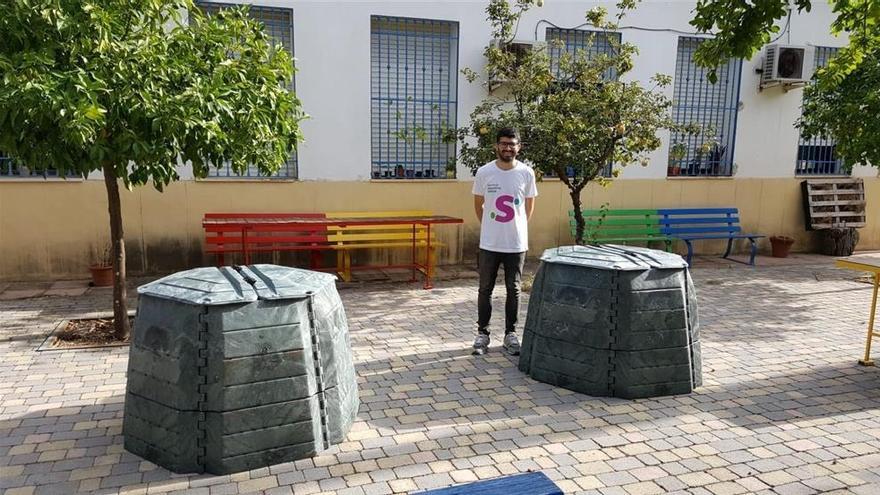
[546,28,621,178]
[796,46,844,176]
[194,1,298,179]
[668,37,742,177]
[371,16,458,179]
[0,152,58,178]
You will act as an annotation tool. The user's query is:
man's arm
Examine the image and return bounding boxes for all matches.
[474,195,484,223]
[525,197,535,221]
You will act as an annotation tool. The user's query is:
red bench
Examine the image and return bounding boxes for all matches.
[203,213,329,267]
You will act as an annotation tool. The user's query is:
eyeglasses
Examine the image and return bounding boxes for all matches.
[497,142,519,148]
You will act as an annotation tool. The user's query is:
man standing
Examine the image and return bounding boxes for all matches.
[471,127,537,356]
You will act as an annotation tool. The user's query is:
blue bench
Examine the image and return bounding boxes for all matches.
[415,472,563,495]
[658,207,765,265]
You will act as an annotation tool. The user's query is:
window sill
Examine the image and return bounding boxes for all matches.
[0,177,83,182]
[794,174,851,178]
[369,178,458,183]
[195,177,299,183]
[666,175,734,180]
[540,177,614,182]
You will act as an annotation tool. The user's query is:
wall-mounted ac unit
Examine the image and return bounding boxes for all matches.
[761,44,814,88]
[488,39,536,90]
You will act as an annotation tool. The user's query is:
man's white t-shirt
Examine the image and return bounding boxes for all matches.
[472,160,538,253]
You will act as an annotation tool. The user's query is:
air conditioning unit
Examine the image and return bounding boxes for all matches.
[761,44,814,88]
[488,39,536,90]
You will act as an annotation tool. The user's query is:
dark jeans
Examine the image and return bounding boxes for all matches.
[477,249,526,335]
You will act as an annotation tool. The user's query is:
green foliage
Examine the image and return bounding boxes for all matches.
[800,46,880,169]
[0,0,306,187]
[457,0,697,244]
[690,0,880,168]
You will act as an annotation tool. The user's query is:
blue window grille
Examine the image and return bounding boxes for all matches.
[194,1,298,179]
[669,37,742,177]
[796,46,844,176]
[371,16,458,179]
[0,152,58,178]
[546,27,620,178]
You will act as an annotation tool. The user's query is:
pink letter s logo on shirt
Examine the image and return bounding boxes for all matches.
[491,195,517,223]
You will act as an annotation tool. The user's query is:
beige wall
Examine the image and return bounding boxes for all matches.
[1,178,877,281]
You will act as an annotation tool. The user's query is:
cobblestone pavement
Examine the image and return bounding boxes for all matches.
[2,257,880,495]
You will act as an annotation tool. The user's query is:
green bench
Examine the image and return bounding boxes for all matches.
[568,209,672,251]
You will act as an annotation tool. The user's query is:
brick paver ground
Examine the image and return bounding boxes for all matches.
[2,255,880,494]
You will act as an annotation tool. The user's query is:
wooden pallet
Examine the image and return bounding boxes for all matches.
[801,178,866,230]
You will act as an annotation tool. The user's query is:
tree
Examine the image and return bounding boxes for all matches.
[690,0,880,168]
[0,0,305,339]
[454,0,698,243]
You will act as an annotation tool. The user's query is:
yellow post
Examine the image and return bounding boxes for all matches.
[859,273,879,366]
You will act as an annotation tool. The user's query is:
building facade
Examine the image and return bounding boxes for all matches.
[0,0,875,280]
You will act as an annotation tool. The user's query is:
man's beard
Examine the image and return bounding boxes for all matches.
[497,153,515,163]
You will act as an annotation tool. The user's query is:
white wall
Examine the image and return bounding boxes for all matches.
[89,0,858,182]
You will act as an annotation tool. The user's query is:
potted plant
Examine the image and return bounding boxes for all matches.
[89,243,114,287]
[445,159,456,179]
[769,235,795,258]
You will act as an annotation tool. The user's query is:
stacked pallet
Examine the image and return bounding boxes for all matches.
[801,178,866,230]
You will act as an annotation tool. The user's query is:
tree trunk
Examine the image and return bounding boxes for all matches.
[571,188,586,245]
[103,166,131,341]
[817,228,860,256]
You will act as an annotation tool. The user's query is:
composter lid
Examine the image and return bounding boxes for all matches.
[239,264,338,301]
[137,265,337,305]
[540,245,688,271]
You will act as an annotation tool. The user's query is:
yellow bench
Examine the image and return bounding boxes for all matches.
[326,210,443,282]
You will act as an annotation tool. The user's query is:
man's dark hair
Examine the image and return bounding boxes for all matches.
[496,127,520,143]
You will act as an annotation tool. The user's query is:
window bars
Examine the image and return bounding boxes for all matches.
[194,1,298,179]
[0,153,58,178]
[668,37,742,177]
[371,16,459,179]
[796,46,844,176]
[546,27,621,178]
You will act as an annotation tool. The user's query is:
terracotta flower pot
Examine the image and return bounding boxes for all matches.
[89,264,114,287]
[770,236,795,258]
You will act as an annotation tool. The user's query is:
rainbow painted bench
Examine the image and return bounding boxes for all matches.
[203,210,457,287]
[569,207,764,265]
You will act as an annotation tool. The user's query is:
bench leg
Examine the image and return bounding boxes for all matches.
[685,240,694,266]
[427,247,436,279]
[722,238,733,259]
[343,252,352,282]
[748,237,758,266]
[336,251,352,282]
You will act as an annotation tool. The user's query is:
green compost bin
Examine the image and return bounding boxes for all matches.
[122,264,359,474]
[518,245,701,399]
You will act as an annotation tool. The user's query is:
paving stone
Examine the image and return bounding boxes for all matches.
[2,264,879,494]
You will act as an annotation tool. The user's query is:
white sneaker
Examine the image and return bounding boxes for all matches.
[472,333,490,355]
[503,333,521,356]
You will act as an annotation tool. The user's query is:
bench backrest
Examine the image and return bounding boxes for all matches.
[326,210,437,245]
[569,209,664,240]
[203,213,330,253]
[657,207,742,235]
